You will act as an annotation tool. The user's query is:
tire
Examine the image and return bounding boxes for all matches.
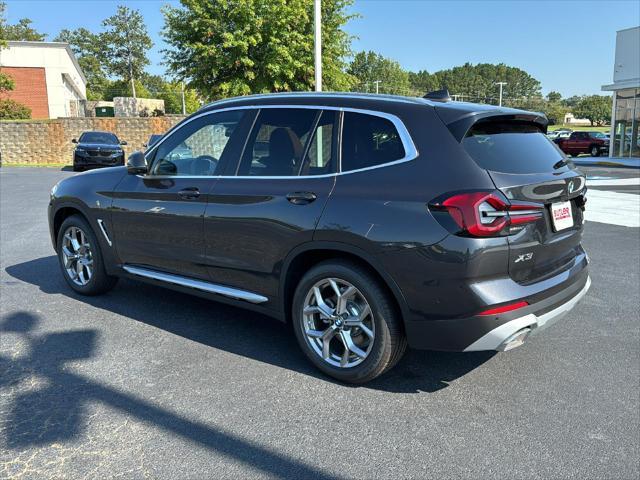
[72,164,83,172]
[292,260,407,383]
[57,214,118,295]
[590,145,600,157]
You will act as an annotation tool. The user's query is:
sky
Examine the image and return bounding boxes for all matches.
[3,0,639,98]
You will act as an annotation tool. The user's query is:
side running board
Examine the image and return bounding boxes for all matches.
[122,265,268,304]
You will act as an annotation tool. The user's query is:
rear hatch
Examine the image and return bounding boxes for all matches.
[460,117,586,285]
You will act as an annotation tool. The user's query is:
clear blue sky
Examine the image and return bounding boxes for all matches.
[4,0,638,97]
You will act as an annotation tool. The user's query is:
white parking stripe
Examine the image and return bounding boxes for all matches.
[587,178,640,186]
[585,190,640,227]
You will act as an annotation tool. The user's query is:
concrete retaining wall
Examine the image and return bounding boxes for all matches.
[0,116,186,165]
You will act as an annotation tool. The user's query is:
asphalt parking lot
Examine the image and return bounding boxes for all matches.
[1,166,639,479]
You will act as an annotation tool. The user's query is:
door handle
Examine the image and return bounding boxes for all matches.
[178,187,200,200]
[286,191,317,205]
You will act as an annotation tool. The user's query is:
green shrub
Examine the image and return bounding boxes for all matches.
[0,99,31,119]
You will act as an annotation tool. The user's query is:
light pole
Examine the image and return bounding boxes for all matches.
[496,82,507,106]
[314,0,322,92]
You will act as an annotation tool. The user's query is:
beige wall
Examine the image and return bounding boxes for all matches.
[0,116,186,165]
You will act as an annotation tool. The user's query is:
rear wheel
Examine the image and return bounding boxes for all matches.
[590,145,600,157]
[292,260,406,383]
[57,215,118,295]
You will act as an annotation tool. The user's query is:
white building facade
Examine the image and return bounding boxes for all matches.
[602,26,640,158]
[0,41,87,119]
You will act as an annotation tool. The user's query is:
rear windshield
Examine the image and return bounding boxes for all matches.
[462,122,566,174]
[80,132,119,144]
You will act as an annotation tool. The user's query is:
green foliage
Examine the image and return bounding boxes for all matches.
[141,74,201,114]
[573,95,611,126]
[0,2,45,42]
[54,28,111,99]
[162,0,356,100]
[348,51,411,95]
[546,91,562,102]
[542,102,570,125]
[102,79,151,101]
[102,5,153,86]
[0,98,31,119]
[0,71,14,92]
[407,70,439,96]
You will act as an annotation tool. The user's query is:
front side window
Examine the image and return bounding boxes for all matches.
[341,112,406,172]
[152,110,245,176]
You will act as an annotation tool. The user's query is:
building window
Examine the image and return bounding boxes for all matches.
[613,88,640,158]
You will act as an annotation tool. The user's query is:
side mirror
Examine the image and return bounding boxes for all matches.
[72,138,78,144]
[127,151,147,174]
[120,141,128,146]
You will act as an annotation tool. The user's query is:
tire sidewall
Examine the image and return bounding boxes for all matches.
[57,215,104,294]
[292,262,395,383]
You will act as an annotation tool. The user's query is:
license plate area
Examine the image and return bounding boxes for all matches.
[550,201,574,231]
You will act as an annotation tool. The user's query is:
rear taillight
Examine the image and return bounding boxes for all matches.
[429,190,544,237]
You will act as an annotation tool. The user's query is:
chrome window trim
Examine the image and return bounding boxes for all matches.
[143,104,419,180]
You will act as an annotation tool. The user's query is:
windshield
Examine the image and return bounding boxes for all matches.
[462,121,567,174]
[79,132,119,144]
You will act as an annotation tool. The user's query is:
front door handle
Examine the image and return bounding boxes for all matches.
[286,191,317,205]
[178,187,200,200]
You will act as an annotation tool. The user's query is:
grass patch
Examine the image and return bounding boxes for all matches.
[548,124,610,132]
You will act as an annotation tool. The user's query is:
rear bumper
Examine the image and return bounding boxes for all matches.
[464,276,591,351]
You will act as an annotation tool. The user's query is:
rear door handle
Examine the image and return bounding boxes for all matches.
[286,191,317,205]
[178,187,200,200]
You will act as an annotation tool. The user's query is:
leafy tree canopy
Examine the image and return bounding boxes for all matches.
[0,1,45,42]
[573,95,611,126]
[162,0,356,100]
[348,51,411,95]
[102,5,153,96]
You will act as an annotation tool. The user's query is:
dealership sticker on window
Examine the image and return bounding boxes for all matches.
[551,201,573,231]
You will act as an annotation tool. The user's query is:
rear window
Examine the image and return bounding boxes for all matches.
[462,122,566,174]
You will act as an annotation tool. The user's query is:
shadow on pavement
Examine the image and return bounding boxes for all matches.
[0,311,345,479]
[5,256,494,395]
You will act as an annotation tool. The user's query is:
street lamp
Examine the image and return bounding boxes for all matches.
[314,0,322,92]
[495,82,507,106]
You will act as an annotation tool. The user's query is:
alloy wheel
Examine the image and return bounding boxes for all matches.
[301,277,375,368]
[61,226,94,286]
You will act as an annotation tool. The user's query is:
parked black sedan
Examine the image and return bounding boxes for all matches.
[72,131,127,171]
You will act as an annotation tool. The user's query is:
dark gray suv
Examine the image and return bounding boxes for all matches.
[48,93,590,383]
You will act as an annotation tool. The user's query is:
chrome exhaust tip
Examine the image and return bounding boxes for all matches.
[498,327,531,352]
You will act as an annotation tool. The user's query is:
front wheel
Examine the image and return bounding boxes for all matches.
[292,260,407,383]
[57,215,118,295]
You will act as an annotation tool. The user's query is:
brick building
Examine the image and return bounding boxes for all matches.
[0,41,86,119]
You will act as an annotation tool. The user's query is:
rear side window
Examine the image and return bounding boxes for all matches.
[462,122,566,174]
[341,112,406,172]
[237,108,336,177]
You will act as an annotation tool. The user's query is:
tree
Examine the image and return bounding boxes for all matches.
[546,91,562,102]
[162,0,355,100]
[102,5,153,99]
[0,2,45,41]
[141,74,201,113]
[408,70,439,96]
[54,28,111,100]
[573,95,611,126]
[0,98,31,119]
[348,51,411,95]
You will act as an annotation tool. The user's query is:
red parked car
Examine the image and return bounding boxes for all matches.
[556,131,609,157]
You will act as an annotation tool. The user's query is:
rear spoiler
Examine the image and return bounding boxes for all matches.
[434,104,548,142]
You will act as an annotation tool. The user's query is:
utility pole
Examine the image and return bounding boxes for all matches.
[373,80,381,94]
[313,0,322,92]
[496,82,507,106]
[181,81,186,115]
